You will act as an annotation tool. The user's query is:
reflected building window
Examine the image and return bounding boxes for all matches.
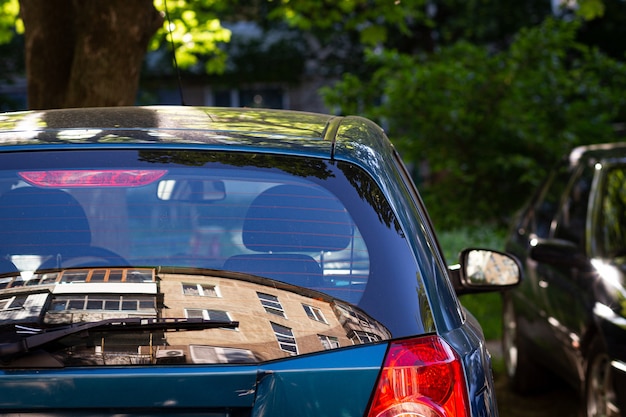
[50,295,156,312]
[0,295,27,310]
[350,330,381,344]
[182,283,219,297]
[303,304,327,323]
[318,334,340,350]
[271,322,298,354]
[185,308,231,322]
[189,345,257,364]
[257,292,285,317]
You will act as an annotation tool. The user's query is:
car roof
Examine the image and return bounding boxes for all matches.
[569,141,626,166]
[0,106,394,167]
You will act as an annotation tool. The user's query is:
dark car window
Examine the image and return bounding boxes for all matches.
[597,166,626,257]
[0,149,421,312]
[553,163,594,247]
[531,161,572,238]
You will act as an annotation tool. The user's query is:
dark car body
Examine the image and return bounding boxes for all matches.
[503,142,626,417]
[0,106,518,416]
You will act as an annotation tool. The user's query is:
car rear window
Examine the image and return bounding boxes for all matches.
[0,150,415,306]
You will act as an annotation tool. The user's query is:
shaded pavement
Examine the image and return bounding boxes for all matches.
[487,340,581,417]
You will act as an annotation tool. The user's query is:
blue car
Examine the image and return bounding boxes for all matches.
[0,106,519,416]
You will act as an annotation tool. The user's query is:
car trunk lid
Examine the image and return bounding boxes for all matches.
[0,343,387,415]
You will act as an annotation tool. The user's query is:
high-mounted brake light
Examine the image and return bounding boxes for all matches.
[19,170,168,188]
[367,335,470,417]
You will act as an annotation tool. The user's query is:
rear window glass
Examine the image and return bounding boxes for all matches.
[0,150,414,305]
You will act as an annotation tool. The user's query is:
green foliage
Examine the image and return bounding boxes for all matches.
[432,0,551,45]
[267,0,430,46]
[0,0,20,43]
[577,0,606,19]
[322,17,626,229]
[437,224,507,263]
[462,292,502,340]
[150,0,232,74]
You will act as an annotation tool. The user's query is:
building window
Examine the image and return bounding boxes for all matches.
[257,292,285,317]
[185,308,231,323]
[210,87,285,109]
[303,304,327,323]
[49,295,156,312]
[270,322,297,355]
[318,335,340,350]
[182,283,218,297]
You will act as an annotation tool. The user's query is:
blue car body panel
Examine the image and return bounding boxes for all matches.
[0,343,386,414]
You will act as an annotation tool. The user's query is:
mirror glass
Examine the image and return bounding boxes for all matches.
[465,250,520,286]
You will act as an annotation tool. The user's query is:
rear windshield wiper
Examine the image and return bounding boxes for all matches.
[0,317,239,361]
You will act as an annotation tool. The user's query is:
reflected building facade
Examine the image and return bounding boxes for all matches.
[0,267,390,365]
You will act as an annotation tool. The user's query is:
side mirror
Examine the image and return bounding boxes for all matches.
[529,237,587,267]
[449,248,522,295]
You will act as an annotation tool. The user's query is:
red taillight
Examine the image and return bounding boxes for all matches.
[367,335,470,417]
[19,170,167,187]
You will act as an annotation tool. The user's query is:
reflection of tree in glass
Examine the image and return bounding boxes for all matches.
[617,290,626,320]
[192,108,326,138]
[337,163,401,233]
[332,120,403,233]
[138,151,334,180]
[138,149,400,232]
[601,167,626,257]
[28,108,165,144]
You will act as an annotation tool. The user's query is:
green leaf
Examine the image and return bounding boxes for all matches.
[359,24,387,46]
[577,0,606,20]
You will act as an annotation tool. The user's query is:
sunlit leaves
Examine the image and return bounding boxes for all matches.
[151,0,231,73]
[0,0,19,43]
[577,0,606,19]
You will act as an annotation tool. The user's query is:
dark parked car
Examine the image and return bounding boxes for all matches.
[503,142,626,417]
[0,106,519,416]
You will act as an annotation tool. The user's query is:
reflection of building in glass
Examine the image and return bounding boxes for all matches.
[0,268,158,326]
[466,250,518,285]
[159,271,390,362]
[0,268,390,365]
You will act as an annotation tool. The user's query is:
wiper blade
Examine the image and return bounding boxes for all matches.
[0,317,238,360]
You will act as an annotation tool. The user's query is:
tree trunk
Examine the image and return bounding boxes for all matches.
[20,0,163,109]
